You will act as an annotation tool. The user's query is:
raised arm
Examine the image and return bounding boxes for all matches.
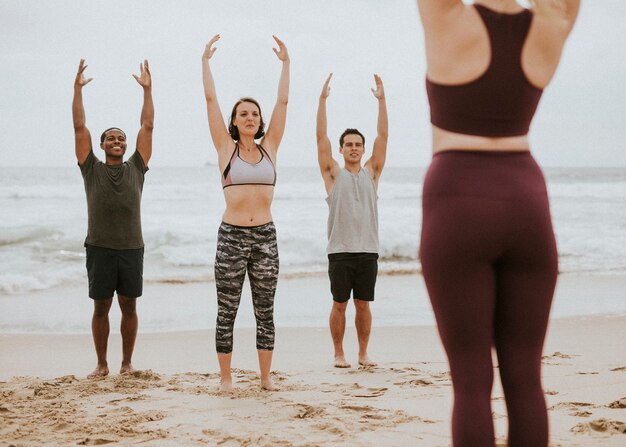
[132,60,154,165]
[202,35,231,152]
[532,0,581,34]
[416,0,463,28]
[262,36,290,154]
[316,73,339,191]
[73,59,93,165]
[563,0,582,30]
[365,74,388,181]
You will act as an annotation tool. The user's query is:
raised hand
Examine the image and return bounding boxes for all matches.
[371,74,385,100]
[272,35,289,63]
[203,34,220,61]
[74,59,93,88]
[132,60,151,89]
[320,73,333,99]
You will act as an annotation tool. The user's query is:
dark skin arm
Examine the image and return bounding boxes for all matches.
[133,60,154,165]
[73,59,93,165]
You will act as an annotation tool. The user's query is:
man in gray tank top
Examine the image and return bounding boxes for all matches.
[316,73,388,368]
[72,59,154,378]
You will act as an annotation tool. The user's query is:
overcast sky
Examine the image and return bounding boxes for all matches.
[1,0,625,167]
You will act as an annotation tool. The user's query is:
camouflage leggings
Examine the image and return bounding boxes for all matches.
[214,222,279,353]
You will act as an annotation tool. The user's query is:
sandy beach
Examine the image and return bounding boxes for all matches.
[1,274,625,446]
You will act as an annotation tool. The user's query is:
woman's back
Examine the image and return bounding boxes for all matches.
[417,0,580,152]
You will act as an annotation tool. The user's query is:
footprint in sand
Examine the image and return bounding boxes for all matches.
[571,418,626,434]
[409,378,434,386]
[107,394,148,405]
[542,351,575,360]
[608,397,626,409]
[77,437,117,445]
[338,404,424,428]
[542,351,578,365]
[345,383,388,398]
[289,403,327,419]
[570,410,593,417]
[549,401,595,411]
[610,366,626,372]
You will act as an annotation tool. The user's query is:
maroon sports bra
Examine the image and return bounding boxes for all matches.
[425,4,544,137]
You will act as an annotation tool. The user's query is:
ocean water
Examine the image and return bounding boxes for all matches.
[1,165,625,333]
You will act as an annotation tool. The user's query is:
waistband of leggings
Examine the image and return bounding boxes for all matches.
[432,149,531,159]
[424,149,547,199]
[220,221,275,230]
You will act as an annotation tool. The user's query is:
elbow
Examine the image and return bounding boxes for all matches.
[143,121,154,132]
[278,96,289,106]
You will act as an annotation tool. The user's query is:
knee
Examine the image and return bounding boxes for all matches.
[353,299,370,312]
[118,296,137,316]
[93,298,112,317]
[452,364,494,396]
[500,366,542,394]
[332,301,349,314]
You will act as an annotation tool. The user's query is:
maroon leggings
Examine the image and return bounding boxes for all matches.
[420,151,558,447]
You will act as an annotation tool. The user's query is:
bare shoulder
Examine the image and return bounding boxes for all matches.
[417,0,465,28]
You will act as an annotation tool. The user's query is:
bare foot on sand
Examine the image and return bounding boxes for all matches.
[334,356,351,368]
[358,355,377,367]
[88,364,109,379]
[219,379,234,393]
[120,363,136,374]
[261,377,280,391]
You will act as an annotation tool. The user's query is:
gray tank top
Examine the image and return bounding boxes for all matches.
[326,168,379,254]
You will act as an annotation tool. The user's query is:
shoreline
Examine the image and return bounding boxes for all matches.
[2,272,626,336]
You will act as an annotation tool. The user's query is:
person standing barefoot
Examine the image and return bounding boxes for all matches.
[416,1,580,445]
[202,35,289,391]
[73,59,154,378]
[316,73,388,369]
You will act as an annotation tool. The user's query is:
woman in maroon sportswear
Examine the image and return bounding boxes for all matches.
[416,1,580,446]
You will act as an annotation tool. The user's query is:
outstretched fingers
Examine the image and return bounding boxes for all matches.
[78,59,87,74]
[371,73,384,99]
[75,59,93,86]
[272,35,289,61]
[321,72,333,98]
[132,59,151,87]
[203,34,220,60]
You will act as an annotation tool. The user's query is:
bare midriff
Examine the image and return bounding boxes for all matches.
[432,125,530,154]
[222,184,275,226]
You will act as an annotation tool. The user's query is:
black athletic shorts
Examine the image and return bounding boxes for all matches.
[85,244,144,300]
[328,252,379,303]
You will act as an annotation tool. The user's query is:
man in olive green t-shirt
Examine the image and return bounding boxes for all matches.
[72,59,154,378]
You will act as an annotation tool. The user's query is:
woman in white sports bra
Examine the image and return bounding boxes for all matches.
[202,34,289,392]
